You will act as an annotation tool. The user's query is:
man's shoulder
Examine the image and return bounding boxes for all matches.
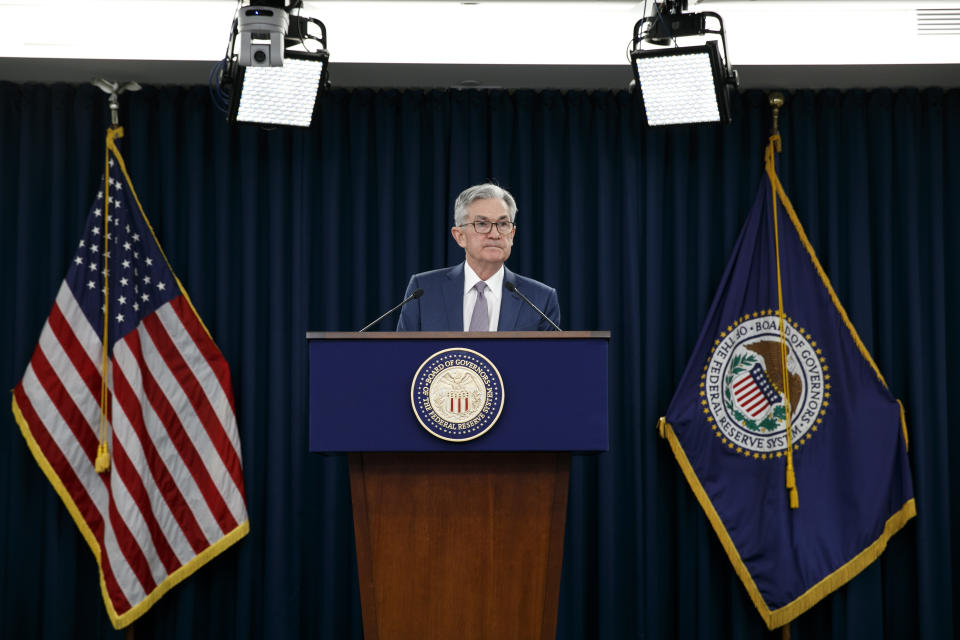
[409,265,461,283]
[508,271,556,295]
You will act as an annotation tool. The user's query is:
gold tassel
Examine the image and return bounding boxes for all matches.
[787,477,799,508]
[95,441,110,473]
[657,416,667,439]
[786,457,798,507]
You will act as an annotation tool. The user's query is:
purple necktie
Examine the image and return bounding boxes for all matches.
[468,281,489,331]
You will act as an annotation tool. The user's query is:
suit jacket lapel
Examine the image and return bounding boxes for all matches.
[499,267,522,331]
[443,263,465,330]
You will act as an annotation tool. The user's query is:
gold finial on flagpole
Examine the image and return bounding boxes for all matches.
[769,91,785,152]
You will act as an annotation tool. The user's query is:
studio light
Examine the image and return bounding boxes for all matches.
[231,52,327,127]
[630,1,739,126]
[212,0,330,128]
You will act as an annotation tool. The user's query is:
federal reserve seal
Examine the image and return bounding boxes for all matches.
[411,348,505,442]
[701,310,830,459]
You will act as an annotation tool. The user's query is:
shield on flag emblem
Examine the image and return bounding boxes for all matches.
[732,363,780,419]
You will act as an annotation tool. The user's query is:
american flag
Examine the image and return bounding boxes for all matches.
[11,129,249,629]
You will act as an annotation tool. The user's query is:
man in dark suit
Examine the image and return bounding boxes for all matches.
[397,184,560,331]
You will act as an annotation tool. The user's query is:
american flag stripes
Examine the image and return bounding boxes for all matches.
[11,128,249,629]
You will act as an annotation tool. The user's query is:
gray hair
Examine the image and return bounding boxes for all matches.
[453,183,518,226]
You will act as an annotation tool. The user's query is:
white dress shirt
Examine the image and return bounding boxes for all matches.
[462,263,504,331]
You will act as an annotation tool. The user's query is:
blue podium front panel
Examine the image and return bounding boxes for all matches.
[308,332,609,452]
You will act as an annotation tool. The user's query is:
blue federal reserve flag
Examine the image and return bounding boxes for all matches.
[658,136,915,629]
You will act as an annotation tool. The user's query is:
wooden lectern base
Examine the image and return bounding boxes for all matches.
[349,452,570,640]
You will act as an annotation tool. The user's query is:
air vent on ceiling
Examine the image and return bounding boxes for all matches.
[917,8,960,35]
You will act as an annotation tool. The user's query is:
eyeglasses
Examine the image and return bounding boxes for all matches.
[459,220,516,234]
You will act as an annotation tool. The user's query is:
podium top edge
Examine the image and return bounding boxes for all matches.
[305,331,611,340]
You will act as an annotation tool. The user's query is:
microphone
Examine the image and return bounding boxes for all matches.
[358,289,424,332]
[504,281,561,331]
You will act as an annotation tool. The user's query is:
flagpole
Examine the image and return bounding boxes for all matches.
[89,80,143,475]
[765,92,800,510]
[769,91,784,145]
[768,90,794,640]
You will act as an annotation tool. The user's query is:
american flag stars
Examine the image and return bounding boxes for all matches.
[65,162,177,349]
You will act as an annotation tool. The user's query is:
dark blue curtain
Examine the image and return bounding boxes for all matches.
[1,82,957,639]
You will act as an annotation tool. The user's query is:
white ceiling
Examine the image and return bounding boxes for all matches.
[0,0,958,89]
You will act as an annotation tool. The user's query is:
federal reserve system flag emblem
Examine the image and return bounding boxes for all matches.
[704,310,826,458]
[658,135,915,630]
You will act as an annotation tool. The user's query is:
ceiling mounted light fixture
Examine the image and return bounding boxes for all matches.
[630,0,739,126]
[212,0,330,128]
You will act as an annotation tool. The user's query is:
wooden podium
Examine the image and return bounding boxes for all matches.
[308,332,609,640]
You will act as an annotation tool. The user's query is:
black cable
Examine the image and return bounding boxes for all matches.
[652,1,676,47]
[293,2,309,52]
[225,0,242,58]
[208,59,231,114]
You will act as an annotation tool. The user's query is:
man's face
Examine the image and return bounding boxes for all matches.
[451,198,515,275]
